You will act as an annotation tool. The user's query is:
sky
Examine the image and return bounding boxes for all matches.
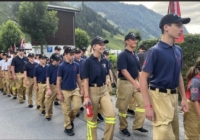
[123,2,200,34]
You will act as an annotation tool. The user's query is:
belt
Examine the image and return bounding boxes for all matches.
[4,70,8,71]
[89,83,105,87]
[149,86,177,94]
[37,81,46,84]
[119,77,127,80]
[50,83,56,85]
[28,76,33,78]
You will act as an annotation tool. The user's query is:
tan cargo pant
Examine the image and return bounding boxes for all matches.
[116,79,145,130]
[15,73,25,102]
[37,83,47,112]
[44,84,57,118]
[128,97,137,111]
[11,78,17,96]
[61,88,82,129]
[149,89,179,140]
[4,71,11,95]
[184,99,200,140]
[106,75,112,93]
[86,85,116,140]
[0,71,3,90]
[25,77,34,105]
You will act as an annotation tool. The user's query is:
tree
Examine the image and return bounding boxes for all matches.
[0,20,24,51]
[75,28,91,48]
[17,2,59,53]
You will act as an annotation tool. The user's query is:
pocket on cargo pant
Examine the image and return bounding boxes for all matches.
[116,95,126,110]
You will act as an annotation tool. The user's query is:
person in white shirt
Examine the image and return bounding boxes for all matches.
[2,53,11,96]
[0,50,4,92]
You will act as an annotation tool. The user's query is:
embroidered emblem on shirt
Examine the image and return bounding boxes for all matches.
[102,64,106,68]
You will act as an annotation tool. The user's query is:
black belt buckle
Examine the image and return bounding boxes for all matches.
[120,77,127,80]
[89,83,105,87]
[149,87,177,94]
[50,83,56,85]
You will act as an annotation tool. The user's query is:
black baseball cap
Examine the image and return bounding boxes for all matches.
[91,36,109,46]
[64,46,75,54]
[159,13,191,29]
[17,47,25,51]
[80,46,87,51]
[75,48,81,53]
[39,54,47,59]
[55,46,61,51]
[103,50,109,55]
[3,53,8,56]
[13,51,17,55]
[28,53,34,58]
[36,54,40,56]
[63,46,67,50]
[0,50,4,53]
[51,53,61,61]
[125,32,140,41]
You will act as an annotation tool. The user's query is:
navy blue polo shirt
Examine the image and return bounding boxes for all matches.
[117,49,140,79]
[81,55,87,59]
[46,63,58,84]
[142,40,183,89]
[24,62,38,78]
[57,61,79,90]
[33,64,48,82]
[82,54,109,85]
[11,56,28,73]
[74,58,85,79]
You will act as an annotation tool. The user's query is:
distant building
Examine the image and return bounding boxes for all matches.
[31,5,80,57]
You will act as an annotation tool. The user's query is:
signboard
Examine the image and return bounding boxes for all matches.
[47,46,53,52]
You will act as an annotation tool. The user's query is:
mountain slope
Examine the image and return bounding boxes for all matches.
[66,2,189,39]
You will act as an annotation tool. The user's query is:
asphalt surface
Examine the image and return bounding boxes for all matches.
[0,92,186,140]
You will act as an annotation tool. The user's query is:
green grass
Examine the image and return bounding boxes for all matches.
[103,29,124,50]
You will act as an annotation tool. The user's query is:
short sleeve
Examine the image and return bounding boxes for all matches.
[82,59,90,79]
[33,66,37,77]
[57,65,63,77]
[142,49,157,73]
[24,64,28,71]
[11,58,16,66]
[190,78,200,101]
[117,52,127,70]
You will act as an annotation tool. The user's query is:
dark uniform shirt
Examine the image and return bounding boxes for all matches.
[74,58,85,79]
[142,40,183,89]
[81,55,87,59]
[47,63,58,84]
[11,55,28,73]
[33,64,48,82]
[117,49,140,79]
[57,61,79,90]
[24,62,38,78]
[82,54,109,85]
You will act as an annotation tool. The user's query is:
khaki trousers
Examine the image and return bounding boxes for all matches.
[184,99,200,140]
[4,71,11,95]
[0,71,3,89]
[25,77,34,105]
[61,88,82,129]
[116,79,145,130]
[149,89,179,140]
[106,75,112,93]
[86,85,116,140]
[44,84,57,118]
[15,73,25,102]
[11,78,17,96]
[128,97,137,111]
[37,83,47,112]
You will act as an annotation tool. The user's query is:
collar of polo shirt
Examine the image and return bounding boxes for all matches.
[91,54,104,61]
[158,40,176,49]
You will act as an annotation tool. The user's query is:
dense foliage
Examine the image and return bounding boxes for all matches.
[75,28,91,49]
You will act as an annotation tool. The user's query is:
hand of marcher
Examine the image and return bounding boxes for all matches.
[57,93,64,102]
[13,75,17,80]
[79,90,84,96]
[35,84,38,92]
[83,97,91,106]
[26,80,29,86]
[145,107,155,121]
[134,81,140,92]
[9,76,12,80]
[47,88,52,96]
[181,99,188,112]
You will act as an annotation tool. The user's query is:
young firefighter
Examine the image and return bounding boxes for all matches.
[11,48,28,103]
[74,47,85,117]
[7,51,18,97]
[184,58,200,140]
[57,47,83,136]
[34,54,48,115]
[2,53,11,96]
[24,53,38,108]
[0,50,5,93]
[82,36,116,140]
[80,46,87,59]
[140,14,190,139]
[44,53,61,121]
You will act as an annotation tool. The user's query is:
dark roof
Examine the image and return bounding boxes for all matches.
[47,5,80,13]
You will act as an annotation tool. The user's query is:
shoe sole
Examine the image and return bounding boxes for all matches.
[64,130,74,136]
[119,130,131,137]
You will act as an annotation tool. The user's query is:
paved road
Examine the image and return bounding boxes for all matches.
[0,93,185,140]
